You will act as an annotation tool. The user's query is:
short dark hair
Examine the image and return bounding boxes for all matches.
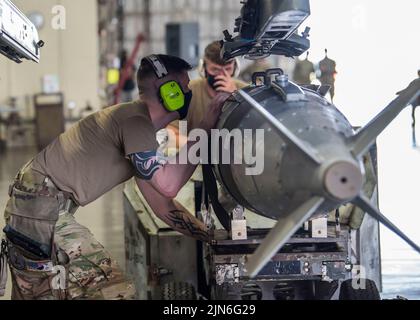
[204,41,232,66]
[137,54,192,94]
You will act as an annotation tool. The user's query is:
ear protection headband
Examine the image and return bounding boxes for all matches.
[198,58,241,78]
[143,55,186,112]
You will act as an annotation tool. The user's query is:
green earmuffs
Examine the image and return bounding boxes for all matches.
[159,80,185,112]
[143,55,186,113]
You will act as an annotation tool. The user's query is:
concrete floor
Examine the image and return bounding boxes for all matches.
[0,146,126,300]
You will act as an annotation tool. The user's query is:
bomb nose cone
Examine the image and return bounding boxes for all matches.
[324,161,363,201]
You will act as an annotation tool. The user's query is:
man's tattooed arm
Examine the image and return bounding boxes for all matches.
[130,151,167,181]
[165,209,209,242]
[135,177,210,242]
[130,148,196,199]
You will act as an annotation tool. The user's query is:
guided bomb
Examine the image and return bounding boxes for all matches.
[213,0,420,279]
[210,70,420,278]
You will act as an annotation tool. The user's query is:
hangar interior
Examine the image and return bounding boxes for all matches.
[0,0,419,300]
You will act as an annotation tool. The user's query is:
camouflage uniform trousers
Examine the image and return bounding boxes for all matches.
[7,210,136,300]
[3,163,136,300]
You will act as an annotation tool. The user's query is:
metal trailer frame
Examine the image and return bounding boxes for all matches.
[208,227,352,300]
[204,217,379,300]
[123,146,381,300]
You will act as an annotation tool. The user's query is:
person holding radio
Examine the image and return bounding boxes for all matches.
[1,54,229,300]
[172,41,247,133]
[164,41,248,153]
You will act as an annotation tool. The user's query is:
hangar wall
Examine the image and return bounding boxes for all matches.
[122,0,243,63]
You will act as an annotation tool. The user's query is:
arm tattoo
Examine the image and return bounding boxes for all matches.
[167,210,209,242]
[130,151,167,180]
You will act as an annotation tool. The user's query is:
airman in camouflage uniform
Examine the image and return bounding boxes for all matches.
[3,164,135,300]
[1,55,225,300]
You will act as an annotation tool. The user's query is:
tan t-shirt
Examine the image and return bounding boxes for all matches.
[184,78,248,129]
[32,101,159,206]
[167,78,248,181]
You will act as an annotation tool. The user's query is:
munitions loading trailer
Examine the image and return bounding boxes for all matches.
[123,145,381,300]
[125,0,419,299]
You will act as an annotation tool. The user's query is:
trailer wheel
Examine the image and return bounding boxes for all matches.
[339,279,380,300]
[162,282,197,300]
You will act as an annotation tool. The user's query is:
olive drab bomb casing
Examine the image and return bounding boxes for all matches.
[211,70,420,277]
[218,0,420,278]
